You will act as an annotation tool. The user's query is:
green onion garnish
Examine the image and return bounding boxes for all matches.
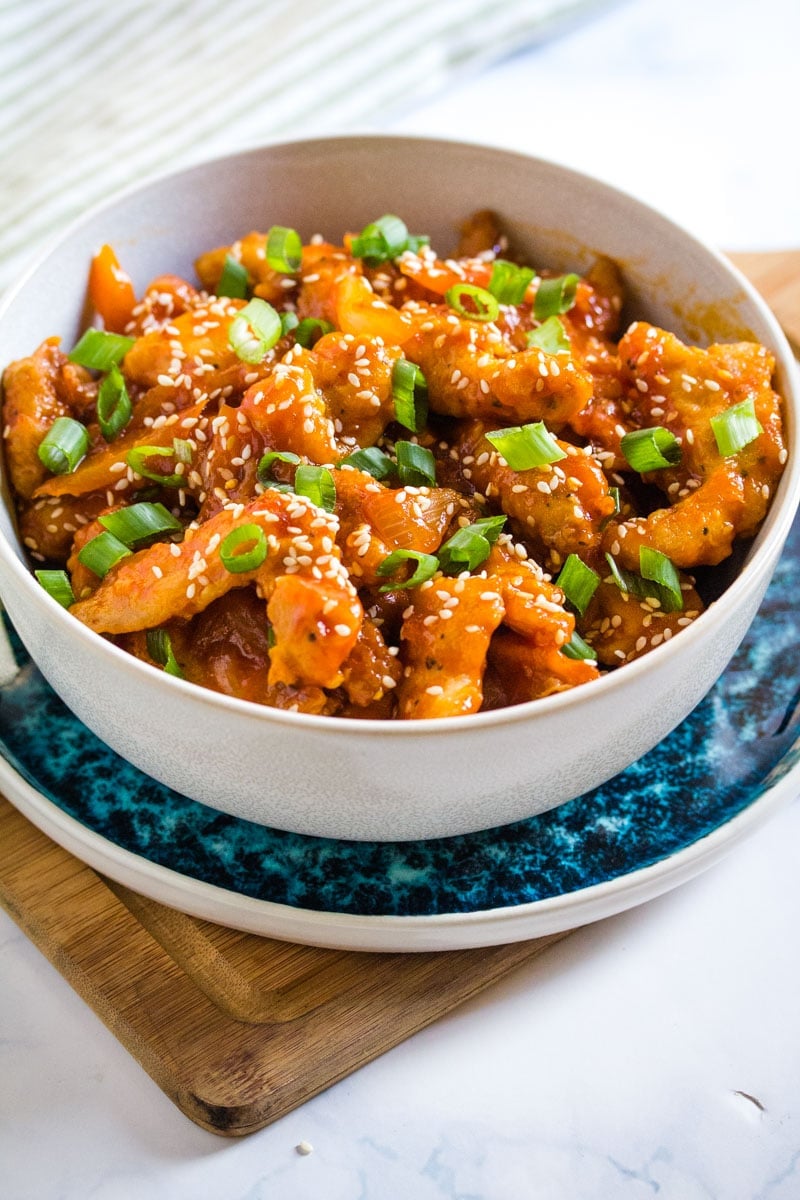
[620,427,682,472]
[294,464,337,512]
[438,515,507,574]
[217,254,249,299]
[126,445,183,487]
[77,530,132,578]
[445,282,500,323]
[294,317,334,348]
[228,298,282,363]
[37,417,90,475]
[96,365,132,441]
[256,449,301,487]
[351,214,411,263]
[395,441,436,487]
[561,631,597,661]
[69,328,135,371]
[392,358,428,432]
[484,421,566,471]
[605,551,683,613]
[280,311,299,336]
[526,315,571,355]
[219,523,268,573]
[556,554,600,616]
[338,446,395,479]
[172,437,193,465]
[639,546,683,612]
[98,502,182,547]
[376,549,439,593]
[711,395,763,457]
[34,569,75,608]
[533,273,579,320]
[488,259,536,305]
[266,225,303,274]
[146,628,183,677]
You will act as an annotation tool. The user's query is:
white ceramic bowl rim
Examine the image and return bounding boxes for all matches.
[1,133,798,741]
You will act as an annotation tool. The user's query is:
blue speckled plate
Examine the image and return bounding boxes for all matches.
[1,516,798,951]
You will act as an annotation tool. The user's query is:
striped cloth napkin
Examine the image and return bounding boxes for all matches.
[0,0,602,295]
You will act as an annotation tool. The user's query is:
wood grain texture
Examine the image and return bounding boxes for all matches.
[0,251,795,1135]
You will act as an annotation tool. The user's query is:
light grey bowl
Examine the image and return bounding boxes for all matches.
[0,135,798,841]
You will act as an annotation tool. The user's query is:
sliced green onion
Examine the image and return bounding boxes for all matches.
[98,502,182,547]
[620,426,682,472]
[280,311,299,336]
[438,515,507,574]
[172,437,193,465]
[488,259,536,305]
[609,486,621,515]
[533,273,580,320]
[266,225,303,274]
[639,546,683,612]
[77,530,132,578]
[484,421,566,471]
[376,548,439,592]
[445,282,500,323]
[561,631,597,661]
[392,357,428,432]
[711,395,763,457]
[217,254,249,298]
[556,554,600,616]
[69,328,135,371]
[605,551,683,614]
[294,317,334,348]
[294,464,337,512]
[395,441,436,487]
[219,523,268,573]
[407,233,431,254]
[34,569,74,608]
[126,445,183,487]
[256,449,301,486]
[351,214,410,263]
[146,628,183,677]
[526,315,571,355]
[228,298,282,363]
[97,365,132,441]
[37,417,90,475]
[338,446,395,479]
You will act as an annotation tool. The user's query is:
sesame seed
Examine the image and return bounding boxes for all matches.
[425,685,444,696]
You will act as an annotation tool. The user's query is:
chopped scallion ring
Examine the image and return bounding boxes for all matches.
[338,446,395,479]
[484,421,566,471]
[126,445,183,486]
[294,464,337,512]
[445,282,500,323]
[488,259,535,305]
[228,298,282,363]
[294,317,333,348]
[526,315,571,355]
[172,437,193,465]
[395,440,436,487]
[257,449,301,490]
[351,214,411,263]
[639,546,683,612]
[34,569,75,608]
[711,395,763,457]
[620,426,682,472]
[561,631,597,661]
[98,502,182,547]
[146,628,183,677]
[376,548,439,593]
[77,530,132,578]
[37,417,90,475]
[533,273,580,320]
[605,551,683,613]
[392,357,428,432]
[217,254,249,298]
[266,225,303,274]
[556,554,600,616]
[96,365,132,441]
[438,515,507,574]
[280,311,299,336]
[219,523,268,573]
[69,328,135,371]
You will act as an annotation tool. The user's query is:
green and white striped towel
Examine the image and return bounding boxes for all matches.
[0,0,603,294]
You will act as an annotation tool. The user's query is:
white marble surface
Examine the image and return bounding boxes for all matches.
[1,0,799,1196]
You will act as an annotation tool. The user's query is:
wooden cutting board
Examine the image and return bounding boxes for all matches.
[0,251,795,1138]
